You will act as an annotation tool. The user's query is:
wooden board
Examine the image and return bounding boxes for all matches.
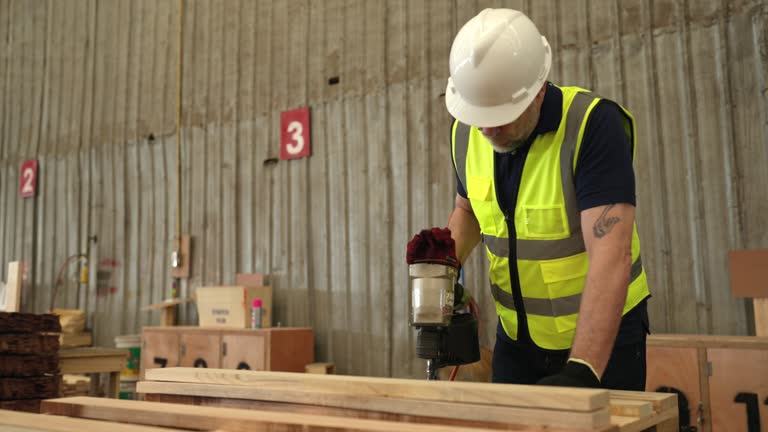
[59,348,127,375]
[0,312,61,333]
[141,298,191,311]
[610,391,678,414]
[645,346,700,428]
[728,249,768,298]
[608,399,652,418]
[59,332,92,348]
[647,333,768,349]
[708,348,768,431]
[137,381,611,429]
[0,409,180,432]
[0,354,58,377]
[144,367,610,412]
[305,362,335,374]
[0,333,59,354]
[180,333,220,369]
[5,262,22,312]
[754,298,768,337]
[40,396,610,432]
[0,376,59,400]
[267,328,313,371]
[221,334,265,371]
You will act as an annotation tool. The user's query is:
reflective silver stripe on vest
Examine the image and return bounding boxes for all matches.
[454,122,471,191]
[514,91,597,261]
[482,234,509,257]
[490,255,644,317]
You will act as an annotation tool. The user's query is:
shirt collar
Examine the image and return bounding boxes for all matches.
[530,82,562,137]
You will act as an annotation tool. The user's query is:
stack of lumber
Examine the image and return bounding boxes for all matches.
[0,312,61,412]
[130,367,678,431]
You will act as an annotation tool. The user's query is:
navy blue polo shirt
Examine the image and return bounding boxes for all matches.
[454,83,649,350]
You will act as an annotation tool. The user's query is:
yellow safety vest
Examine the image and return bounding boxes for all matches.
[451,86,650,350]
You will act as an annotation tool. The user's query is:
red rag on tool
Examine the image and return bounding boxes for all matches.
[406,227,460,268]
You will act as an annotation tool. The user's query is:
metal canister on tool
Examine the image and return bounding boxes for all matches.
[409,263,457,327]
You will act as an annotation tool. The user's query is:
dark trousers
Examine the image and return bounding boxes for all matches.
[491,336,647,390]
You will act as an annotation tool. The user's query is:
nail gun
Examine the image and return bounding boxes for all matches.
[409,263,480,380]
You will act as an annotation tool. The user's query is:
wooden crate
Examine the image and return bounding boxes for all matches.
[133,367,677,431]
[140,327,313,379]
[647,334,768,431]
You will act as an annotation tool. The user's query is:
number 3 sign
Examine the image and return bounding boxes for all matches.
[19,160,38,198]
[280,106,311,160]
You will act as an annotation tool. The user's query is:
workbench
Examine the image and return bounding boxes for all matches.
[59,347,128,398]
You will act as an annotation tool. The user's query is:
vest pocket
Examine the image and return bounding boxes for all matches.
[467,175,493,201]
[522,205,568,239]
[539,252,589,333]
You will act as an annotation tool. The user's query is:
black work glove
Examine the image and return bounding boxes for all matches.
[536,360,601,388]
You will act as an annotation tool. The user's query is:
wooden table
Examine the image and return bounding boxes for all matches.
[59,347,128,398]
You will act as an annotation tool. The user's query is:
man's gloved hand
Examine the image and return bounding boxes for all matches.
[406,227,460,269]
[536,359,601,388]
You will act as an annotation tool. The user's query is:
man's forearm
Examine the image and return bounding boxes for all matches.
[569,252,631,378]
[447,203,481,264]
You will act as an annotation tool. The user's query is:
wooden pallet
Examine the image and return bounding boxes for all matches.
[135,367,678,431]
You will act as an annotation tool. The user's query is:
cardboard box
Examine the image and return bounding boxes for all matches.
[196,286,272,328]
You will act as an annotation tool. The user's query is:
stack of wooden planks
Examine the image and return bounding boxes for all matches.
[0,312,61,412]
[123,367,678,431]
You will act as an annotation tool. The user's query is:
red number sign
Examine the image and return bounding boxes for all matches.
[280,107,311,160]
[19,160,38,198]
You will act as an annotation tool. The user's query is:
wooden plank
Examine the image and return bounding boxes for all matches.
[611,408,678,432]
[0,354,58,377]
[609,391,677,413]
[137,381,611,429]
[608,400,652,418]
[60,348,128,359]
[0,376,59,400]
[59,332,92,349]
[5,261,22,312]
[647,334,768,349]
[60,351,125,375]
[0,333,59,354]
[144,393,628,432]
[754,298,768,337]
[0,312,61,333]
[41,396,611,432]
[0,409,180,432]
[145,368,610,411]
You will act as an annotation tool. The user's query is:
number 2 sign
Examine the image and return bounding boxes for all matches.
[280,106,311,160]
[19,160,38,198]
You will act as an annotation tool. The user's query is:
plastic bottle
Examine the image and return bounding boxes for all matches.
[251,299,262,329]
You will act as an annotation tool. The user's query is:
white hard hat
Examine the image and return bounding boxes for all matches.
[445,9,552,128]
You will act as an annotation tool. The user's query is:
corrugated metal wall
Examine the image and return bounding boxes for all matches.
[1,0,766,378]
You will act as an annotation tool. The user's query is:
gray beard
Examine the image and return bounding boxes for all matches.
[492,138,527,154]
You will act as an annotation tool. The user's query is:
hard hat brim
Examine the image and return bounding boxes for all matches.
[445,77,544,128]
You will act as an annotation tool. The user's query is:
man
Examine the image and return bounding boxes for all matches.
[444,9,650,390]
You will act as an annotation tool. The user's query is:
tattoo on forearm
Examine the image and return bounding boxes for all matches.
[592,205,621,238]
